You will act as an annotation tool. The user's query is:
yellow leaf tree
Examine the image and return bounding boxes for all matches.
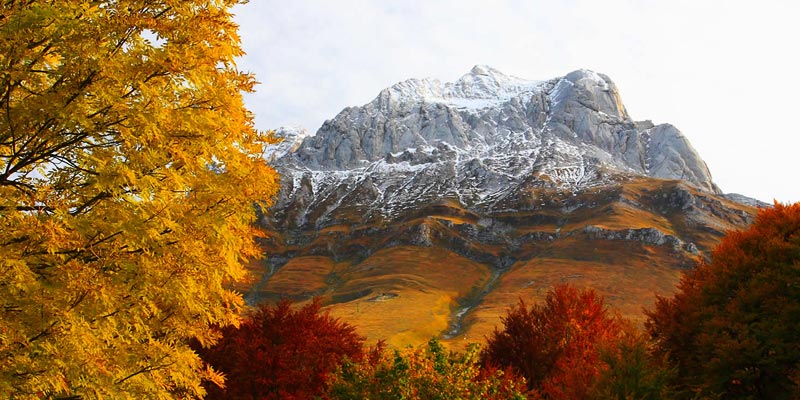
[0,1,278,398]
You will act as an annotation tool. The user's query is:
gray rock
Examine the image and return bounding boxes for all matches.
[722,193,770,208]
[582,225,686,252]
[641,123,719,193]
[270,66,727,225]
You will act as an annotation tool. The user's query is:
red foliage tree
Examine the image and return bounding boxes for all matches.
[482,284,626,399]
[195,299,365,400]
[646,202,800,399]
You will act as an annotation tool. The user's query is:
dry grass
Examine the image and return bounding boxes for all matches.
[261,256,337,298]
[453,247,683,349]
[562,203,676,233]
[430,215,476,225]
[256,246,493,349]
[318,241,687,352]
[326,291,454,349]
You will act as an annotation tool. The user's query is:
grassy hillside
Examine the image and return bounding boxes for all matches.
[248,178,758,351]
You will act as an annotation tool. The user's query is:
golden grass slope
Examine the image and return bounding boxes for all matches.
[256,247,492,349]
[250,178,759,351]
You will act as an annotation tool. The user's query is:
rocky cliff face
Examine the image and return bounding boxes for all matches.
[250,66,760,350]
[291,66,716,182]
[268,66,724,231]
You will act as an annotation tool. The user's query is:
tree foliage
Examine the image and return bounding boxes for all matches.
[326,338,527,400]
[588,330,674,400]
[646,202,800,399]
[482,284,627,399]
[195,299,366,400]
[0,1,278,397]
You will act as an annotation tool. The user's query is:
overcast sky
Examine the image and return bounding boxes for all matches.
[232,0,799,204]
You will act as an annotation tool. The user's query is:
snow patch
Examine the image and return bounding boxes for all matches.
[387,65,545,111]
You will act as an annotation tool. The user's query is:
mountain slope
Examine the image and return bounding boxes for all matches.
[251,66,759,349]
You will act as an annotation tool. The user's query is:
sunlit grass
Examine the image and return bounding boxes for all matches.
[262,256,336,298]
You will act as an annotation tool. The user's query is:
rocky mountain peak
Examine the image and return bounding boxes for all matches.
[449,65,540,101]
[553,69,630,121]
[273,66,731,227]
[467,64,499,76]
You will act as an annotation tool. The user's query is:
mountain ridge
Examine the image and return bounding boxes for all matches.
[267,66,746,231]
[250,66,761,349]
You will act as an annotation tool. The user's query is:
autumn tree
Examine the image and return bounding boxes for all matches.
[588,330,674,400]
[646,202,800,399]
[194,299,366,400]
[482,284,627,399]
[0,1,278,398]
[326,338,527,400]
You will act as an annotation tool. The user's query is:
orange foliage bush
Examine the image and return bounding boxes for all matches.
[481,284,627,399]
[647,202,800,399]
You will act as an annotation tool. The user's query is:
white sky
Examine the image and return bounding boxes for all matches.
[232,0,799,204]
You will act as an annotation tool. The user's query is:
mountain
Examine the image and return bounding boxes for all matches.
[249,66,760,349]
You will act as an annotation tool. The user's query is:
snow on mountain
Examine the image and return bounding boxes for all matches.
[267,66,725,229]
[384,65,545,111]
